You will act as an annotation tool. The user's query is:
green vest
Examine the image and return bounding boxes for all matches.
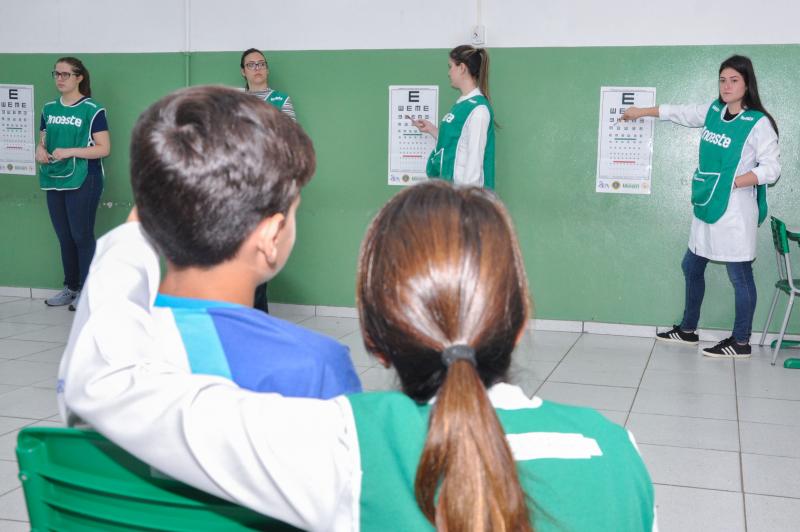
[39,97,105,190]
[348,391,655,531]
[692,102,765,224]
[426,95,495,189]
[262,89,289,110]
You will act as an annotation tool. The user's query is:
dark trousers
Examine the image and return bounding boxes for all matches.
[46,171,103,291]
[679,249,757,343]
[254,282,269,313]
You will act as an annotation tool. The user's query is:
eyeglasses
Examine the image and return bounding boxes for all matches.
[52,71,77,80]
[244,61,268,71]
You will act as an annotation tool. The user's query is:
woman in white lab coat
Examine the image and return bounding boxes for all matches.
[622,55,780,358]
[413,45,495,189]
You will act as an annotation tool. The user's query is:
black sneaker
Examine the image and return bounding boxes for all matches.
[702,337,751,358]
[656,325,699,345]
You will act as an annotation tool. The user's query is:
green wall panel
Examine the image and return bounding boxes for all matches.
[1,45,798,333]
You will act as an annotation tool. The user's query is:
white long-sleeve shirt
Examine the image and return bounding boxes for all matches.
[452,88,490,187]
[659,103,780,261]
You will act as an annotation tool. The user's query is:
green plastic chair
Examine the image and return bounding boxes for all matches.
[758,216,800,366]
[16,427,301,531]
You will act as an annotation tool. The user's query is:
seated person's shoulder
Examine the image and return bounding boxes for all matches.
[225,308,347,354]
[154,296,361,398]
[204,306,361,397]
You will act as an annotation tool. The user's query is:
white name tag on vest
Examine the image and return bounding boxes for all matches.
[507,432,603,460]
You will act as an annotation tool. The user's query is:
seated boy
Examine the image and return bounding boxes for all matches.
[59,86,360,408]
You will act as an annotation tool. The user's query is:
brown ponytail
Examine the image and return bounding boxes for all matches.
[56,56,92,97]
[416,359,532,531]
[357,181,532,530]
[476,47,491,103]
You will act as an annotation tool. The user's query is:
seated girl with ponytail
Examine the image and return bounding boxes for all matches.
[61,91,655,529]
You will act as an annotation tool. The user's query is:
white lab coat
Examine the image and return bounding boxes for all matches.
[659,103,780,261]
[452,88,490,187]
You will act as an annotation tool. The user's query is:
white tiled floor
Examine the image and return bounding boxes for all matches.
[1,297,800,530]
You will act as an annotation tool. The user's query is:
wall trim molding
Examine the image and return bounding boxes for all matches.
[271,302,800,343]
[4,291,799,343]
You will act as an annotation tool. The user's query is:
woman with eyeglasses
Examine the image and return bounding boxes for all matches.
[36,56,110,311]
[240,48,295,121]
[240,47,295,313]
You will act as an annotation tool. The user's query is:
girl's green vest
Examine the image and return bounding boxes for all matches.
[692,101,766,224]
[39,97,105,190]
[347,391,654,531]
[426,95,495,189]
[262,89,289,110]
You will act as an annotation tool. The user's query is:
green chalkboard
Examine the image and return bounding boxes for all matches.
[1,45,798,332]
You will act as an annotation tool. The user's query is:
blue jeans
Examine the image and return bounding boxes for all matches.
[679,249,756,343]
[46,171,103,291]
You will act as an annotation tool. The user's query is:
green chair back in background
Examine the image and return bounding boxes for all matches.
[16,427,301,531]
[758,216,800,367]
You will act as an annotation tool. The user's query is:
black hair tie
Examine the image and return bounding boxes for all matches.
[442,344,477,367]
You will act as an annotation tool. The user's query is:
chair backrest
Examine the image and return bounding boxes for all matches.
[16,427,300,531]
[771,216,791,256]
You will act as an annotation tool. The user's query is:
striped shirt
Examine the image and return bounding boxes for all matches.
[249,89,296,121]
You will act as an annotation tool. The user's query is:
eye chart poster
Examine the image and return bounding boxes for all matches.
[0,84,35,176]
[388,85,438,186]
[596,86,656,194]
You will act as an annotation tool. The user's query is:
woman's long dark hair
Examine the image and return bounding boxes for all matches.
[450,45,491,102]
[357,181,533,531]
[55,56,91,97]
[719,55,778,135]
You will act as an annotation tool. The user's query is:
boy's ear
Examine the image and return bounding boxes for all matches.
[373,352,391,368]
[254,212,286,266]
[514,322,528,347]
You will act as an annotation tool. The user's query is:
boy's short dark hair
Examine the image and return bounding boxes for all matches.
[130,85,315,267]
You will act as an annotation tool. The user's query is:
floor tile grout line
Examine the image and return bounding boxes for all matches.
[627,410,741,423]
[539,332,585,387]
[651,482,738,493]
[634,441,740,454]
[1,311,76,322]
[650,482,800,502]
[527,333,584,398]
[639,441,742,454]
[0,337,64,345]
[734,449,800,460]
[737,418,800,428]
[737,492,800,502]
[650,481,744,495]
[0,486,21,498]
[0,357,63,367]
[732,358,749,531]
